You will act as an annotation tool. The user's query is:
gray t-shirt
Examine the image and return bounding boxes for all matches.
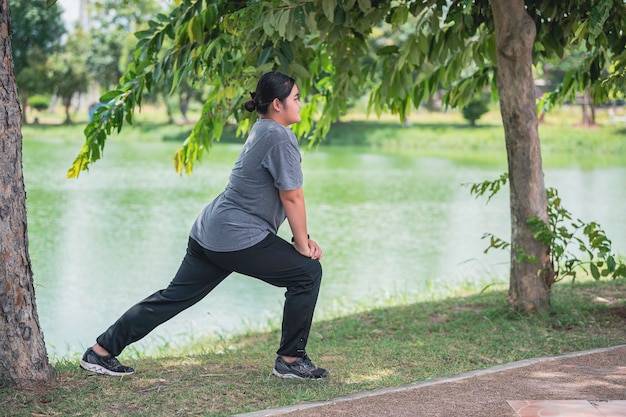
[190,119,303,251]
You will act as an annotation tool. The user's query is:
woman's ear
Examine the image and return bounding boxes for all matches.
[270,98,283,113]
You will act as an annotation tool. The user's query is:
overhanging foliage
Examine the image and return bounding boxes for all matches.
[64,0,626,177]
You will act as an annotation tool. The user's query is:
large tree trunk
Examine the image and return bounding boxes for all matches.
[492,0,555,312]
[0,0,55,389]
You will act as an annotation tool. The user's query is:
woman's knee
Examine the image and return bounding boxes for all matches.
[302,259,322,286]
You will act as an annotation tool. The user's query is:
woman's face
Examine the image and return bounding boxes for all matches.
[276,84,301,126]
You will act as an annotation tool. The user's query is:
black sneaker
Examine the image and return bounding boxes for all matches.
[272,354,328,379]
[80,347,135,376]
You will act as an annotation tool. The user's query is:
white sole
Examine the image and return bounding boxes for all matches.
[272,368,305,379]
[80,360,134,376]
[272,368,328,380]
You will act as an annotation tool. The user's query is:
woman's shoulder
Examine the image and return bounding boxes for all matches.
[254,119,295,143]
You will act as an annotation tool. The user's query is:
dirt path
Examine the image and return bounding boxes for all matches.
[237,345,626,417]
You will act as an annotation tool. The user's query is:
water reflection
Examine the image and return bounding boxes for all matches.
[22,138,625,358]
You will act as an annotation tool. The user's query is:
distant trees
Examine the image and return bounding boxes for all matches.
[9,0,168,124]
[9,0,65,123]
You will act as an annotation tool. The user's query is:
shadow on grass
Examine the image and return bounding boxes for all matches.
[323,120,503,146]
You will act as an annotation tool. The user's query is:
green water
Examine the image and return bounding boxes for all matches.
[21,135,626,358]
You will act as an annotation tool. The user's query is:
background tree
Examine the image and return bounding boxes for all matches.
[68,1,625,312]
[177,78,205,123]
[84,0,164,91]
[0,0,55,388]
[538,50,598,126]
[9,0,65,123]
[49,28,91,124]
[85,28,128,91]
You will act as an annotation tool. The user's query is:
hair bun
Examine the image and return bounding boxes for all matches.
[243,100,256,112]
[244,92,257,112]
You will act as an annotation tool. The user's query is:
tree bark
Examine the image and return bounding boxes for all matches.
[0,0,55,389]
[492,0,555,312]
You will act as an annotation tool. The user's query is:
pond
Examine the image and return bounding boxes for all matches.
[22,134,626,358]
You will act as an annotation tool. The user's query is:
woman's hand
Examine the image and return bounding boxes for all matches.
[294,238,323,260]
[280,187,322,259]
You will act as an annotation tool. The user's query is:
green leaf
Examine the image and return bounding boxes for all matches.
[258,47,273,66]
[322,0,336,22]
[590,263,600,280]
[289,62,311,79]
[187,16,201,43]
[263,19,274,36]
[377,45,399,56]
[391,5,409,28]
[588,2,612,43]
[100,90,122,102]
[607,255,616,273]
[277,10,290,37]
[305,11,317,31]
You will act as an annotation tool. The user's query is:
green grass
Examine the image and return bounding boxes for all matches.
[2,279,625,417]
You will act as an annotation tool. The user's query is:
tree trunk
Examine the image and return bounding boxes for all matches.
[581,88,596,126]
[62,95,73,124]
[0,0,55,389]
[163,93,174,124]
[491,0,555,312]
[179,92,191,123]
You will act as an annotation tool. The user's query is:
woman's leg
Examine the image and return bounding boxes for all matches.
[96,238,231,356]
[204,234,322,358]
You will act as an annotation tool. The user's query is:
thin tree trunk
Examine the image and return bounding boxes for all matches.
[581,88,595,126]
[179,92,191,123]
[63,97,72,125]
[0,0,55,389]
[492,0,555,312]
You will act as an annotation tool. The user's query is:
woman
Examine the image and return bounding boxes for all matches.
[80,71,328,380]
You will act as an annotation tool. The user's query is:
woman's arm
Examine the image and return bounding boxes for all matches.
[279,187,322,259]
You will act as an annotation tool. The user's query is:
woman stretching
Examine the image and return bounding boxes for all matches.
[80,71,328,379]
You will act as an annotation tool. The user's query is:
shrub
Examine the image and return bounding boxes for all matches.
[462,96,490,126]
[29,95,51,112]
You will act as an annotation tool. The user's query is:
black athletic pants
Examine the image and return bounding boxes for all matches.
[96,233,322,358]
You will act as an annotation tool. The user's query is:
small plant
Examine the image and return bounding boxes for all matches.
[470,173,626,282]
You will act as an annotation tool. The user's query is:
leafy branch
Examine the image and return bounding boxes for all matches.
[470,173,626,282]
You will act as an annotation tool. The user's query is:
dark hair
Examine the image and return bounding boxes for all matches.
[243,71,296,114]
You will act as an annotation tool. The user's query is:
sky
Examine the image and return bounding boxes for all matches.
[57,0,80,28]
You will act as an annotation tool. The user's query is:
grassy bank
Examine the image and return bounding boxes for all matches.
[325,107,626,167]
[2,279,625,417]
[23,105,626,163]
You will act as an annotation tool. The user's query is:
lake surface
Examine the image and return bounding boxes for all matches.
[21,135,626,358]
